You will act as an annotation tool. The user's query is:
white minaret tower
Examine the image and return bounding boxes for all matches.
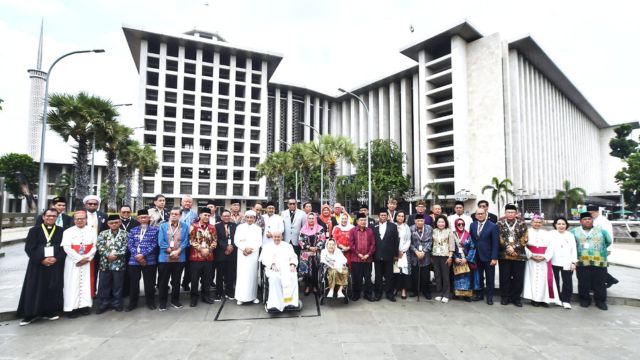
[27,20,47,159]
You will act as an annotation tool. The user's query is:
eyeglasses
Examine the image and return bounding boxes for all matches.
[75,218,87,220]
[86,202,98,206]
[121,211,131,213]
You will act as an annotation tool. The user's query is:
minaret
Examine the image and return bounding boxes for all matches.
[27,20,47,159]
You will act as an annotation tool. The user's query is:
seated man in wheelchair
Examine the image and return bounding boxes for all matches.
[320,238,349,298]
[259,231,300,312]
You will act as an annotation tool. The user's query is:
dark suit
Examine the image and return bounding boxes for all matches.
[407,213,434,227]
[87,210,108,292]
[471,212,498,224]
[119,217,140,298]
[35,213,73,230]
[213,221,237,297]
[373,221,399,298]
[469,220,499,300]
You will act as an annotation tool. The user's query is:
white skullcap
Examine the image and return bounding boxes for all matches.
[245,210,256,217]
[83,195,101,204]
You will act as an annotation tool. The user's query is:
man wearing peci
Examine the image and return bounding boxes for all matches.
[470,207,499,305]
[35,196,72,230]
[373,208,400,302]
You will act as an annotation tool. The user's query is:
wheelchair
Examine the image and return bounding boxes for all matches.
[260,263,303,313]
[318,263,353,305]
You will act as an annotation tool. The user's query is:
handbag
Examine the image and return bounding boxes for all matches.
[453,262,470,275]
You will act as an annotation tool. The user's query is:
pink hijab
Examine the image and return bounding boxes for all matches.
[300,213,323,236]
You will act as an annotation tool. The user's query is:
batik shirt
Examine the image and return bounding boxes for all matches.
[498,219,528,261]
[571,225,611,267]
[96,229,128,271]
[128,226,159,265]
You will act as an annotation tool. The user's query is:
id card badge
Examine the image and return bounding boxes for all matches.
[583,242,590,250]
[44,246,54,257]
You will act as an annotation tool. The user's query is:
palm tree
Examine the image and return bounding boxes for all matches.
[554,180,587,217]
[481,177,516,216]
[48,92,116,208]
[0,98,4,111]
[95,118,132,212]
[289,142,315,203]
[135,144,158,211]
[54,172,74,207]
[117,139,140,207]
[257,151,293,211]
[423,180,443,206]
[311,135,356,206]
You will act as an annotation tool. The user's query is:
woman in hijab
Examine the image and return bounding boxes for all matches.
[298,213,326,295]
[318,204,334,236]
[332,213,354,269]
[452,218,478,301]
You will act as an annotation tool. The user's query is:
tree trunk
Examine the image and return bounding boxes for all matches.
[328,164,337,206]
[278,175,285,213]
[74,138,91,209]
[301,168,310,204]
[136,167,144,211]
[265,181,273,201]
[123,167,133,207]
[564,199,568,217]
[106,150,118,212]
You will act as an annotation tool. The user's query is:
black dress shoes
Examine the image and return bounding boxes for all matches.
[386,295,396,302]
[201,297,214,304]
[472,295,483,302]
[125,304,137,312]
[595,302,608,311]
[500,299,509,305]
[147,303,157,310]
[96,307,109,315]
[513,300,523,307]
[486,299,494,305]
[190,298,198,307]
[531,301,540,307]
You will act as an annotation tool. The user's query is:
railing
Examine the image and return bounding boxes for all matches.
[1,213,38,228]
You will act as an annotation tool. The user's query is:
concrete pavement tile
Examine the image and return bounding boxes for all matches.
[82,337,144,359]
[436,342,498,360]
[156,321,217,340]
[465,324,528,346]
[341,341,395,360]
[30,335,106,360]
[237,341,293,360]
[419,325,479,346]
[291,341,344,360]
[535,344,636,360]
[134,339,198,359]
[188,341,244,360]
[112,318,178,338]
[391,344,445,359]
[486,345,544,359]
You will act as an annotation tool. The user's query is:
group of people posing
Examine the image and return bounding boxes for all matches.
[16,194,615,326]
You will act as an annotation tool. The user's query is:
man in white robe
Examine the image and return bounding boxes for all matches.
[62,211,97,317]
[523,216,561,307]
[260,231,299,312]
[234,210,262,305]
[262,202,284,246]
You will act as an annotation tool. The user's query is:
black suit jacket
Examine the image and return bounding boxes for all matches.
[373,222,399,261]
[120,217,140,233]
[214,221,237,261]
[469,220,499,262]
[35,213,73,230]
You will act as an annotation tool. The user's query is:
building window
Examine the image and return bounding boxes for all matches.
[216,169,227,180]
[233,170,243,181]
[200,139,211,151]
[217,155,227,166]
[146,71,158,86]
[218,112,228,123]
[234,114,245,125]
[164,121,176,133]
[145,104,157,116]
[219,82,229,96]
[182,123,194,134]
[163,136,175,147]
[198,182,210,195]
[166,74,177,89]
[166,59,178,72]
[182,138,194,150]
[161,181,173,193]
[250,171,258,181]
[184,77,195,91]
[162,151,175,163]
[249,157,259,167]
[252,59,261,71]
[233,184,243,196]
[143,168,156,177]
[183,108,195,120]
[185,47,196,60]
[184,62,196,75]
[252,73,261,85]
[235,55,246,69]
[250,130,259,141]
[162,166,174,178]
[219,68,230,79]
[180,182,192,194]
[219,99,229,110]
[234,143,244,153]
[201,110,212,122]
[217,127,228,138]
[250,116,260,127]
[199,153,211,165]
[217,140,228,152]
[200,125,212,136]
[216,184,226,195]
[146,89,158,102]
[202,79,213,93]
[144,119,157,131]
[164,106,176,118]
[251,103,260,114]
[250,144,259,154]
[233,156,244,167]
[183,94,195,106]
[235,101,245,112]
[249,184,259,196]
[199,168,211,180]
[181,152,193,164]
[236,72,246,83]
[220,53,230,66]
[202,65,214,77]
[234,128,245,139]
[143,180,155,193]
[148,40,160,54]
[144,134,156,146]
[202,51,213,63]
[235,85,245,98]
[181,167,193,179]
[251,87,260,100]
[165,91,177,104]
[167,43,179,57]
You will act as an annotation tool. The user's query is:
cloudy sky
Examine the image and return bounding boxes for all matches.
[0,0,638,159]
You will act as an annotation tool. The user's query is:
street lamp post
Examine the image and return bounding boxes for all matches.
[37,49,105,212]
[338,88,372,216]
[299,122,323,206]
[278,139,299,203]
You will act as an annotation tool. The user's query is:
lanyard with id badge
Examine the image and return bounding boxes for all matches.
[42,224,56,257]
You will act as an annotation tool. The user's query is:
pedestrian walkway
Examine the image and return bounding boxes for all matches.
[0,227,30,246]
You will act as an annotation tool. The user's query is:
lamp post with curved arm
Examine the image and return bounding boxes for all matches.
[37,49,105,211]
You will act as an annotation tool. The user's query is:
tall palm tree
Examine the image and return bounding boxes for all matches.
[423,180,443,206]
[554,180,587,217]
[289,142,315,203]
[48,92,116,207]
[257,151,293,211]
[481,177,516,216]
[117,139,140,207]
[311,135,356,206]
[95,120,132,212]
[135,144,158,211]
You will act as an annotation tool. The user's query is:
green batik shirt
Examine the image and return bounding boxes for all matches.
[571,225,611,267]
[96,229,129,271]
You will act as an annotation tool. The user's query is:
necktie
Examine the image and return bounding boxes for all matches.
[290,210,295,223]
[56,214,63,227]
[477,222,484,236]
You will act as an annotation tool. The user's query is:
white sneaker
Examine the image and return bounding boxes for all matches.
[327,289,334,298]
[435,296,442,301]
[236,300,243,305]
[441,297,449,303]
[19,318,34,326]
[252,299,260,304]
[562,302,572,309]
[337,292,345,298]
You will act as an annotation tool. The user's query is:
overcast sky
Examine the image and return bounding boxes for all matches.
[1,0,638,159]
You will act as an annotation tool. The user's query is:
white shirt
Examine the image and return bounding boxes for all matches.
[448,213,473,232]
[593,214,614,241]
[547,230,578,270]
[378,221,388,238]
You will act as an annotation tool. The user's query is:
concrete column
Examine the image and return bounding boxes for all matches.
[389,81,401,145]
[450,35,470,194]
[274,88,281,152]
[368,90,379,140]
[417,51,428,192]
[400,78,413,178]
[304,95,311,142]
[356,97,366,148]
[286,90,293,144]
[378,86,390,140]
[313,97,321,134]
[412,72,422,192]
